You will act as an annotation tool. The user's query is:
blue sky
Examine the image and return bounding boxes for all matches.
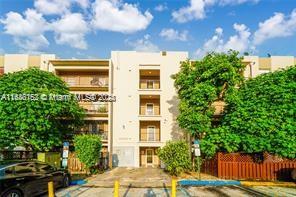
[0,0,296,59]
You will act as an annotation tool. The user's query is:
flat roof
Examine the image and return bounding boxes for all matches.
[49,59,109,66]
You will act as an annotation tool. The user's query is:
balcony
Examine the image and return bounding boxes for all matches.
[212,101,226,116]
[139,95,160,116]
[76,120,108,141]
[79,102,108,117]
[59,73,109,91]
[140,121,160,142]
[140,80,160,89]
[139,70,160,90]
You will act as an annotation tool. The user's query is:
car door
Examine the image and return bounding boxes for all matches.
[13,162,45,196]
[36,162,63,188]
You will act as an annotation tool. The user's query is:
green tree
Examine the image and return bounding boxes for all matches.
[172,51,245,153]
[203,66,296,158]
[0,68,84,151]
[157,140,191,176]
[74,134,102,173]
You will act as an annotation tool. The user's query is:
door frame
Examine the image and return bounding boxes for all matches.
[146,148,154,167]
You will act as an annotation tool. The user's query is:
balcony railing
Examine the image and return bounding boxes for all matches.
[79,103,108,114]
[75,130,108,141]
[139,79,160,89]
[61,76,109,88]
[99,132,108,141]
[212,101,226,116]
[140,131,160,142]
[140,106,160,116]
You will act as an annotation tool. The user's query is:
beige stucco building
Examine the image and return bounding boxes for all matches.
[0,53,295,167]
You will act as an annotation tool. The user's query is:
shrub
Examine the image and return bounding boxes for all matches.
[157,140,191,176]
[74,134,102,173]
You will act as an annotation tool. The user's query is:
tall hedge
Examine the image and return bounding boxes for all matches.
[74,134,102,171]
[158,140,191,176]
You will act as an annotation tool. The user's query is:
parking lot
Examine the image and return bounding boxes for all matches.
[56,185,296,197]
[55,168,296,197]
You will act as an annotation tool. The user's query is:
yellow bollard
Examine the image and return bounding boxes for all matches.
[171,178,176,197]
[114,180,119,197]
[48,181,55,197]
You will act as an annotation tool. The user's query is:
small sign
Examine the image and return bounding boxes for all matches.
[62,158,68,168]
[195,148,201,156]
[62,150,69,158]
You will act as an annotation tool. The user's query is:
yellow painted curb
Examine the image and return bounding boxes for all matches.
[241,181,296,187]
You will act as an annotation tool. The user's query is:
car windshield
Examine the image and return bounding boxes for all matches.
[0,161,37,179]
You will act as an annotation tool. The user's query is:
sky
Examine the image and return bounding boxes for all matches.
[0,0,296,59]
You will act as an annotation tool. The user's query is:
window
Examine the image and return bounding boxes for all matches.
[146,103,154,115]
[36,163,55,173]
[66,77,76,86]
[0,166,14,177]
[147,126,155,141]
[15,163,36,174]
[147,80,154,89]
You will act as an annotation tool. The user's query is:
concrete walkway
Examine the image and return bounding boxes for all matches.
[85,167,172,187]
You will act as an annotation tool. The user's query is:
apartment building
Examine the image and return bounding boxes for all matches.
[49,59,111,158]
[0,53,295,167]
[243,56,296,78]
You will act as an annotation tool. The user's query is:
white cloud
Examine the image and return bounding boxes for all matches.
[160,28,188,41]
[172,0,259,23]
[75,0,90,9]
[34,0,71,15]
[195,23,252,58]
[34,0,90,15]
[0,9,49,52]
[154,4,168,12]
[219,0,259,6]
[126,34,159,52]
[51,13,89,49]
[253,9,296,45]
[91,0,153,33]
[172,0,214,23]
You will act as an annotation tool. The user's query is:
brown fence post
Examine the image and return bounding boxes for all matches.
[217,152,221,178]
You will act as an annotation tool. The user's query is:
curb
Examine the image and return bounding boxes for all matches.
[178,180,241,186]
[178,179,296,187]
[240,181,296,187]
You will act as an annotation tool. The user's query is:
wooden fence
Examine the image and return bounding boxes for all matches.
[0,151,36,161]
[202,152,296,181]
[67,152,109,174]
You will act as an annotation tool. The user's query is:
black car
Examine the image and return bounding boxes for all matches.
[0,161,70,197]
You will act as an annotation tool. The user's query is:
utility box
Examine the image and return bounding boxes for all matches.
[37,152,61,169]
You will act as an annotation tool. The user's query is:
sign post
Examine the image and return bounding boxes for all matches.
[62,142,69,168]
[193,140,201,180]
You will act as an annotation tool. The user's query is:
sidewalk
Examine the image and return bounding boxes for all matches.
[82,167,172,187]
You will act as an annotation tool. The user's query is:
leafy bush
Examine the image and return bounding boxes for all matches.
[158,140,191,176]
[74,134,102,172]
[202,66,296,159]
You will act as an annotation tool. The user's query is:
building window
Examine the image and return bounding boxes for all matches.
[146,103,154,115]
[147,126,155,141]
[67,77,76,86]
[147,80,154,89]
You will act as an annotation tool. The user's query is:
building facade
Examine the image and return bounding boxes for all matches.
[0,53,295,167]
